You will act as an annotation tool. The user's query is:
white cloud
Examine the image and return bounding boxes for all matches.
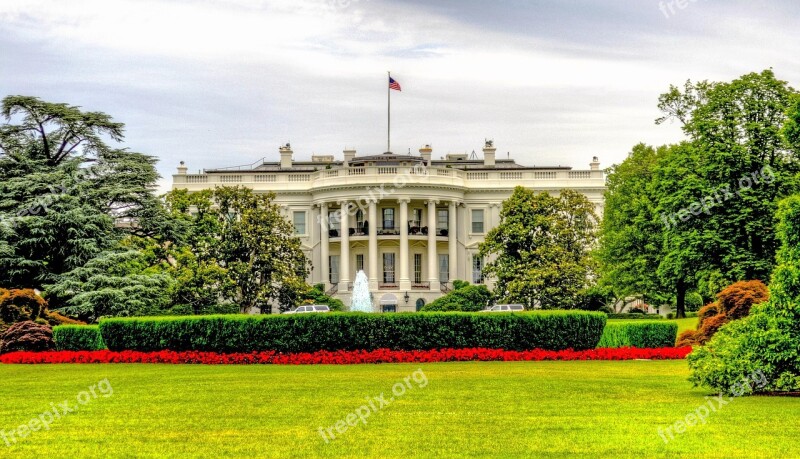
[1,0,798,194]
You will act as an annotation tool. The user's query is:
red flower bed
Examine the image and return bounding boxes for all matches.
[0,347,692,365]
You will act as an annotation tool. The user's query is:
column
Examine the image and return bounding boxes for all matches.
[320,203,329,288]
[399,198,411,291]
[368,198,378,291]
[448,201,457,286]
[427,200,440,290]
[339,201,350,291]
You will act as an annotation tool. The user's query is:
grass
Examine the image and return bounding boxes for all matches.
[1,360,798,458]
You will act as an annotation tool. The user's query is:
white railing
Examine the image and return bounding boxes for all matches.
[186,175,208,183]
[254,174,277,182]
[176,166,600,187]
[220,175,242,183]
[500,172,522,180]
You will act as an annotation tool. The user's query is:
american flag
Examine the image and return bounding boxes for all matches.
[389,77,402,91]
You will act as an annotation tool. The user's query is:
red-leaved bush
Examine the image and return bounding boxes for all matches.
[0,347,692,365]
[0,321,54,354]
[682,280,769,346]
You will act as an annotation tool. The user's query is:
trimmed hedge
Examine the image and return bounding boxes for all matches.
[53,325,106,351]
[597,321,678,348]
[99,311,607,353]
[606,313,663,320]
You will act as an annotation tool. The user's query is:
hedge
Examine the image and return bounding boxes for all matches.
[597,321,678,348]
[606,313,664,320]
[99,311,607,353]
[53,325,106,351]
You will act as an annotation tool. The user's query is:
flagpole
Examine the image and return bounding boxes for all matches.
[387,71,391,152]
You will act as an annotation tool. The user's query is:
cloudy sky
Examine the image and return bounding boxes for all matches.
[1,0,799,191]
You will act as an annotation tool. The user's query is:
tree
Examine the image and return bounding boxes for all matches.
[166,186,310,314]
[654,70,800,315]
[595,143,671,310]
[479,187,598,309]
[46,249,174,321]
[599,70,800,318]
[0,96,169,290]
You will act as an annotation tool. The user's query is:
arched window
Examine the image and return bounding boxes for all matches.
[415,298,426,312]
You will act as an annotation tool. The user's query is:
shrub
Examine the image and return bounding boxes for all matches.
[597,322,678,348]
[717,280,769,320]
[421,283,492,312]
[0,289,47,325]
[99,311,607,353]
[684,280,769,346]
[53,325,106,351]
[606,313,663,320]
[697,313,728,342]
[676,330,698,347]
[45,311,85,327]
[0,321,54,353]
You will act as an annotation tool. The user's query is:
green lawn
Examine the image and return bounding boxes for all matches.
[1,361,798,458]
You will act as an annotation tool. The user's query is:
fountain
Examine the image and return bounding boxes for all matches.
[349,270,373,312]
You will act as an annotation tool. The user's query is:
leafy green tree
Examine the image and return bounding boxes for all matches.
[654,70,800,315]
[600,70,800,318]
[0,96,169,290]
[596,143,671,310]
[47,249,174,322]
[479,187,598,309]
[166,186,309,314]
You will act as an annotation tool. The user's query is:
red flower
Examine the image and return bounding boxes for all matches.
[0,347,693,365]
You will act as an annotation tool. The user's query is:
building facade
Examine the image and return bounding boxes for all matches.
[172,141,605,312]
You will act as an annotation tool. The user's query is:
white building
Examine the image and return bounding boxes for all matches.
[172,141,605,312]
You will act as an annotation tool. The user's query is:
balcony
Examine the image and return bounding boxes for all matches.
[379,282,398,290]
[411,282,430,290]
[327,223,449,239]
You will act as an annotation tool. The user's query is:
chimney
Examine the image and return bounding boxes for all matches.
[279,143,293,169]
[177,161,188,175]
[590,156,600,171]
[419,144,432,165]
[343,147,356,166]
[482,140,496,167]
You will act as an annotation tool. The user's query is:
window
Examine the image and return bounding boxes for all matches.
[356,209,364,232]
[329,255,339,284]
[382,208,395,230]
[472,255,484,284]
[356,254,364,273]
[383,253,395,283]
[439,254,449,283]
[293,211,306,235]
[437,209,448,231]
[471,209,484,233]
[415,298,425,312]
[414,254,422,283]
[328,210,340,233]
[381,304,396,313]
[412,208,422,227]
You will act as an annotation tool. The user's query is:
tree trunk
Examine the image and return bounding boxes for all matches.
[675,279,687,319]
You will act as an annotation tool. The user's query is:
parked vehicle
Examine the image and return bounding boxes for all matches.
[481,304,525,312]
[284,305,331,314]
